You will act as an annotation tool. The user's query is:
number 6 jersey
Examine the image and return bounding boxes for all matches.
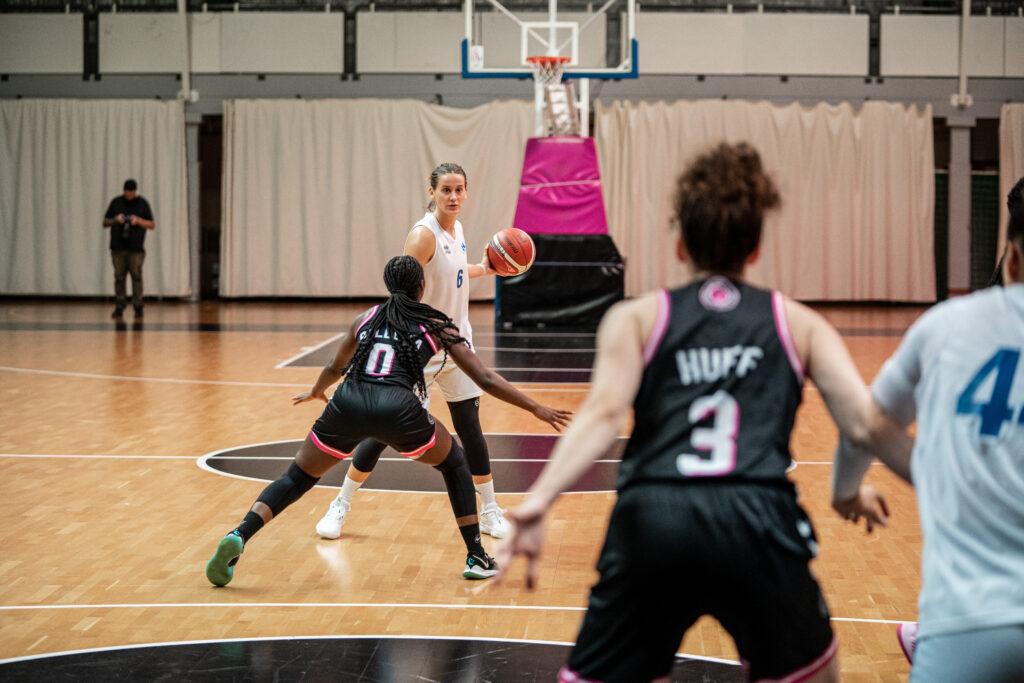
[618,276,805,490]
[871,283,1024,639]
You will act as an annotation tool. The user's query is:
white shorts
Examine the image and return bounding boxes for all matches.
[422,351,482,407]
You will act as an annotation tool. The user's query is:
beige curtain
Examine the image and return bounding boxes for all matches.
[1000,104,1024,260]
[595,99,935,301]
[221,98,534,298]
[0,99,189,296]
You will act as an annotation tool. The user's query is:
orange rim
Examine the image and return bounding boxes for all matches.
[526,56,571,66]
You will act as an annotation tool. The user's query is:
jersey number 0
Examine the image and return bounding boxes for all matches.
[365,342,395,377]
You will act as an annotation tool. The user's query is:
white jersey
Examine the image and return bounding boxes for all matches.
[872,284,1024,638]
[414,212,473,347]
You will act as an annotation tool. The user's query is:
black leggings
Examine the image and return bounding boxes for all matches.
[351,397,491,476]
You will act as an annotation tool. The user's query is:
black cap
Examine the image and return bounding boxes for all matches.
[123,179,138,191]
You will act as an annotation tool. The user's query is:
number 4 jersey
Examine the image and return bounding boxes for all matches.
[871,283,1024,639]
[619,276,805,490]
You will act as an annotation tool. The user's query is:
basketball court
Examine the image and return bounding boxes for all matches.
[2,0,1022,680]
[0,299,920,680]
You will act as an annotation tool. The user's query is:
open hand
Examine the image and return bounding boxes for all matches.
[833,483,889,534]
[533,405,572,432]
[292,389,328,405]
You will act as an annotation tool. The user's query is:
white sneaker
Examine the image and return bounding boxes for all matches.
[479,503,510,539]
[315,498,350,539]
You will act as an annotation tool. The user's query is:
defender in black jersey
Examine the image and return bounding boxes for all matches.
[498,144,893,682]
[205,256,570,587]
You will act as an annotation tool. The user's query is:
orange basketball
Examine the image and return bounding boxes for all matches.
[487,228,535,277]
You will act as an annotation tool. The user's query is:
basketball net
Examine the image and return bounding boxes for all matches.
[527,56,579,137]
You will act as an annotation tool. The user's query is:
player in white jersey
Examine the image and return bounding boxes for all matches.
[833,176,1024,682]
[316,162,515,540]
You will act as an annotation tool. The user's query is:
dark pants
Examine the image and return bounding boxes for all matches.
[111,250,145,309]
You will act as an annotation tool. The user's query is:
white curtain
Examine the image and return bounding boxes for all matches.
[221,98,534,298]
[0,99,190,296]
[1000,104,1024,259]
[595,99,935,301]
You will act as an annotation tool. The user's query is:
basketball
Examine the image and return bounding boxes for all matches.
[487,228,535,276]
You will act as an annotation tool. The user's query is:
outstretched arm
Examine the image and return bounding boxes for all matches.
[445,340,571,431]
[784,298,913,530]
[292,310,368,404]
[495,296,654,588]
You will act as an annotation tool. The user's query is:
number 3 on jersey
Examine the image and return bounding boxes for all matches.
[956,348,1023,437]
[676,390,739,477]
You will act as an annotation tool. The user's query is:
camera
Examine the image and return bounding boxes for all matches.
[121,214,134,239]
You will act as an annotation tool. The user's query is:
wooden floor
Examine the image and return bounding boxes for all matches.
[0,300,928,681]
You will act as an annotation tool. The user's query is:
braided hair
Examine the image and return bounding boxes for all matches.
[344,255,467,399]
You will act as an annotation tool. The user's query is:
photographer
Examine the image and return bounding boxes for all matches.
[102,179,155,318]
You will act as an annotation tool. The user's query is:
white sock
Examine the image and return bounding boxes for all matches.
[338,474,363,507]
[476,479,497,509]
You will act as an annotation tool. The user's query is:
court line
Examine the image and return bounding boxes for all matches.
[0,454,855,468]
[0,454,197,460]
[0,366,589,392]
[472,346,595,353]
[0,365,309,389]
[0,364,828,397]
[274,331,348,369]
[0,634,740,667]
[194,451,612,495]
[0,454,852,466]
[208,456,625,463]
[0,601,912,626]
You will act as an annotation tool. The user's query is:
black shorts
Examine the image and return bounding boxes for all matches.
[567,482,835,683]
[309,381,436,460]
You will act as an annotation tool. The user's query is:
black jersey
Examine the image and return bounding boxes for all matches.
[345,304,440,392]
[618,276,804,490]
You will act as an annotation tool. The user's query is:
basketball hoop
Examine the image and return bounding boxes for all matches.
[526,55,570,87]
[527,56,579,136]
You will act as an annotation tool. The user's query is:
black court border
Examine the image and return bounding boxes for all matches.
[0,635,743,682]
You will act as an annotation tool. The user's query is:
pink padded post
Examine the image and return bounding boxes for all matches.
[512,137,609,235]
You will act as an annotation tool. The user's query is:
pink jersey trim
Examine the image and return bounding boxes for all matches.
[399,433,437,459]
[419,324,440,354]
[755,635,837,683]
[309,431,352,460]
[642,289,671,365]
[356,305,380,334]
[771,292,805,384]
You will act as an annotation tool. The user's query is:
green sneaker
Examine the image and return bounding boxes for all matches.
[462,551,499,580]
[206,533,244,587]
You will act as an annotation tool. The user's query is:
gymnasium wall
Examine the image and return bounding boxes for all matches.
[3,11,1023,78]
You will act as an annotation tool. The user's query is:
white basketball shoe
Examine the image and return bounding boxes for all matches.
[315,498,350,540]
[479,503,511,539]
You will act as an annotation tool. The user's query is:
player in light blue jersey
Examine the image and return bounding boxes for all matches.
[833,176,1024,682]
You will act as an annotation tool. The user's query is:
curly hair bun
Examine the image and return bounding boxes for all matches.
[673,142,780,275]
